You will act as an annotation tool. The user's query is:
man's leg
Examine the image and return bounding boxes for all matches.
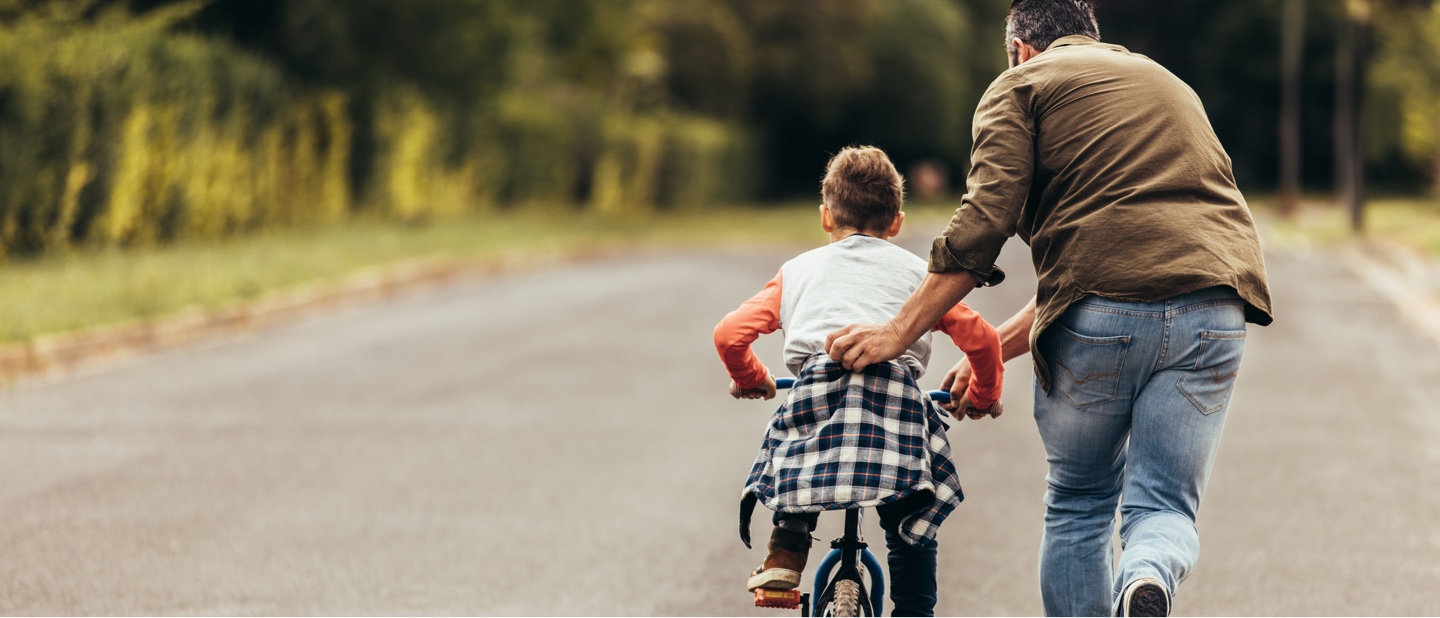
[877,495,937,617]
[1033,301,1163,617]
[1034,382,1130,617]
[1114,296,1245,609]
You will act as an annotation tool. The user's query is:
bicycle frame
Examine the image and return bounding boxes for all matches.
[810,509,886,616]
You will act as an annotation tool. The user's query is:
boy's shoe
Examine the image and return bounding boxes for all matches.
[745,524,812,591]
[1117,578,1170,617]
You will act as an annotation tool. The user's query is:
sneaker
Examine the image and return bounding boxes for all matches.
[1118,578,1170,617]
[745,524,811,591]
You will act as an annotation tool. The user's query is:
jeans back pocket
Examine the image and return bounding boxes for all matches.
[1177,329,1246,415]
[1052,323,1130,409]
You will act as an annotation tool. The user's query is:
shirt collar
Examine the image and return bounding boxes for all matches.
[1046,34,1100,52]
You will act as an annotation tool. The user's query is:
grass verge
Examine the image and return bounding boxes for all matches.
[0,204,957,345]
[1254,196,1440,254]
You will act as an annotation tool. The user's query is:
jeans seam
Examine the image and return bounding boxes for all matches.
[1074,304,1163,318]
[1155,314,1172,371]
[1165,299,1244,317]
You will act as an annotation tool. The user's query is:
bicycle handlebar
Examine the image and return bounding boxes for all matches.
[774,377,952,404]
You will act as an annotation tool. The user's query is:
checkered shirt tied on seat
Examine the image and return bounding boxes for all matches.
[739,356,963,548]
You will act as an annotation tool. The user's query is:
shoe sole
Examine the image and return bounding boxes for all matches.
[1123,581,1170,617]
[747,568,802,591]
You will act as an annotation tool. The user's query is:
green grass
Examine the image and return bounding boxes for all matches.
[3,204,958,344]
[1252,196,1440,255]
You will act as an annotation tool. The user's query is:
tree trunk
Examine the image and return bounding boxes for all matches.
[1335,1,1369,232]
[1279,0,1304,217]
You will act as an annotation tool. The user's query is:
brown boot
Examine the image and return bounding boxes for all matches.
[745,523,812,591]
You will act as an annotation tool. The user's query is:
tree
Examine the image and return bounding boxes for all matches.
[1279,0,1305,216]
[1335,0,1372,231]
[1372,0,1440,199]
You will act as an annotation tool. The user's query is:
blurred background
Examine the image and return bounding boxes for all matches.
[1,0,1439,615]
[0,0,1437,253]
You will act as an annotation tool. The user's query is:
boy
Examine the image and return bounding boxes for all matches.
[713,146,1004,615]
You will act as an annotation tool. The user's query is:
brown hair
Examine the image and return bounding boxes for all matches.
[821,146,904,233]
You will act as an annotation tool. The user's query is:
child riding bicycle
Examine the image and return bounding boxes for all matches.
[713,146,1005,616]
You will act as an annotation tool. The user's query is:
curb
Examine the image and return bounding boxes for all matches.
[1343,242,1440,348]
[0,246,617,387]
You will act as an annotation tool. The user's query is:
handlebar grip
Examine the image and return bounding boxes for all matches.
[770,377,951,404]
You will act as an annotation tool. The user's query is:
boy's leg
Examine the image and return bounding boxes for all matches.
[877,494,938,617]
[772,510,820,532]
[748,511,818,591]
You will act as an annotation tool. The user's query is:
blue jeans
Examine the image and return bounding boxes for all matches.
[1033,287,1247,617]
[776,491,938,616]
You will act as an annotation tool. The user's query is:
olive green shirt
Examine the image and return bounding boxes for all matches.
[930,35,1273,391]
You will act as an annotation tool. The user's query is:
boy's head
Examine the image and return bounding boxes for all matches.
[821,146,905,238]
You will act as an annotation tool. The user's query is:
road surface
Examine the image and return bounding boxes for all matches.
[0,228,1437,615]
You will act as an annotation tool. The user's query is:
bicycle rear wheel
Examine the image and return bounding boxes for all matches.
[824,579,864,617]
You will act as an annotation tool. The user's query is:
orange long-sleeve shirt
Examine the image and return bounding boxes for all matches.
[714,267,1003,409]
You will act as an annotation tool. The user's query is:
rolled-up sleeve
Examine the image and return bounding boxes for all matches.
[929,71,1036,285]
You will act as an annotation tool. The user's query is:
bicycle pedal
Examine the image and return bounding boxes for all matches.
[753,588,804,609]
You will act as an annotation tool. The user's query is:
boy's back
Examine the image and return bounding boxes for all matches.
[778,235,934,379]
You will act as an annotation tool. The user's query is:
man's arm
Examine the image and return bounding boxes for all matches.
[825,71,1037,372]
[825,270,978,372]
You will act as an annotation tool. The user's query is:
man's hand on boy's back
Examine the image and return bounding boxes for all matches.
[827,271,980,372]
[730,374,778,400]
[825,321,910,372]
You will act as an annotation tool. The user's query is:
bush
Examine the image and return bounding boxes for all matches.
[0,4,352,255]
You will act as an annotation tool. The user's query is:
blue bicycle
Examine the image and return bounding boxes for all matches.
[753,377,952,617]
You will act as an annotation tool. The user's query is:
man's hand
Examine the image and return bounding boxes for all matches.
[730,374,778,400]
[825,321,909,372]
[826,271,980,372]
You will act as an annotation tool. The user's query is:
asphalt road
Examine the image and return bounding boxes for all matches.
[0,229,1437,615]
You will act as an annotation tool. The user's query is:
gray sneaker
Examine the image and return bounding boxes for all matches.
[1117,578,1170,617]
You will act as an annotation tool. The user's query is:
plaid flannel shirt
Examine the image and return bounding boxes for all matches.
[739,356,963,548]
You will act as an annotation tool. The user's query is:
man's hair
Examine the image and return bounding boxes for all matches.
[821,146,904,233]
[1005,0,1100,58]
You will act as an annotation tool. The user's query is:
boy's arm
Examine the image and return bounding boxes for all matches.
[713,270,783,392]
[940,296,1036,417]
[933,301,1004,410]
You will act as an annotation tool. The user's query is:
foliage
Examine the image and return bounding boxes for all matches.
[1372,0,1440,192]
[5,0,1440,260]
[0,2,352,256]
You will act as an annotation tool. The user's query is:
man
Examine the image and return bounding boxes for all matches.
[823,1,1272,616]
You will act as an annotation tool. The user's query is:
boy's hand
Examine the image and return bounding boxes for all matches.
[730,374,778,400]
[942,358,1003,420]
[955,391,1004,421]
[939,358,973,414]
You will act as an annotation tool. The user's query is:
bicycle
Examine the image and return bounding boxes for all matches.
[752,377,952,617]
